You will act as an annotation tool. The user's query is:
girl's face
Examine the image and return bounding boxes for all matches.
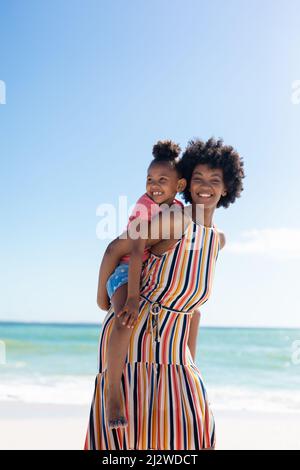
[146,162,186,205]
[190,164,227,208]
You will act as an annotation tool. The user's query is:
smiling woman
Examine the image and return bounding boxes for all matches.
[192,167,225,201]
[178,137,245,210]
[84,137,245,450]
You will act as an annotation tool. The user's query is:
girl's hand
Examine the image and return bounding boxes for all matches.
[98,291,111,311]
[117,297,140,329]
[101,298,111,311]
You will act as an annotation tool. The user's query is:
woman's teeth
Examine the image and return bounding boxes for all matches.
[198,193,212,198]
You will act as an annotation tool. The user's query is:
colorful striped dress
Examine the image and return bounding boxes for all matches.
[84,217,220,450]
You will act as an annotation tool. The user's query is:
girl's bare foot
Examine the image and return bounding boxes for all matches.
[106,387,128,429]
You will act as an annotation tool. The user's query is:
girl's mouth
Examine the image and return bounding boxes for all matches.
[152,191,163,196]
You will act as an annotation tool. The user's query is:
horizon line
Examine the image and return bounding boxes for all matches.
[0,320,299,329]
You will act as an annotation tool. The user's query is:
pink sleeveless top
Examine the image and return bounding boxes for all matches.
[120,193,184,263]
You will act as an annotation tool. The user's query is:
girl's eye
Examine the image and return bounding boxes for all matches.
[147,178,167,183]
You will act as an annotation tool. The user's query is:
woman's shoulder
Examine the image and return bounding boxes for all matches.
[173,197,185,208]
[146,203,189,246]
[216,229,226,249]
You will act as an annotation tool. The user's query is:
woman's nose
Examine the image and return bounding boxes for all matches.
[199,183,212,191]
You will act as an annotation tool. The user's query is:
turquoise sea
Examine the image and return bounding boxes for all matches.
[1,322,300,413]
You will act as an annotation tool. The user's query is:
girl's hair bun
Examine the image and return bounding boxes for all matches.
[152,140,181,162]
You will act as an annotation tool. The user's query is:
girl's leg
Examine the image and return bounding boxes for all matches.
[106,282,133,428]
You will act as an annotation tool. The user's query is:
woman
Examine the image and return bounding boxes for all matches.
[84,137,245,450]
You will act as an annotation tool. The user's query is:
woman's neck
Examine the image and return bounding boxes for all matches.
[191,203,215,228]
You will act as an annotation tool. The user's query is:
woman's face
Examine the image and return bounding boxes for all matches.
[189,164,226,208]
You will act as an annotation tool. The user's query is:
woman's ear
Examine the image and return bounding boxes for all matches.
[177,178,187,192]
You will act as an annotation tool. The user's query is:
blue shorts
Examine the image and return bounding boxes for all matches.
[106,263,129,300]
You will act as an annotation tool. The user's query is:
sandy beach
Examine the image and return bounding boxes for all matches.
[0,401,299,450]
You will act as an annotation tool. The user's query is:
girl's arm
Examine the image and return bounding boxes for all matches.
[96,220,152,311]
[116,235,148,326]
[97,206,187,313]
[187,309,201,361]
[118,208,188,327]
[96,262,112,311]
[126,237,147,299]
[96,231,134,310]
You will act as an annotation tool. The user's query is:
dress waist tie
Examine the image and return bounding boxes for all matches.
[140,294,193,343]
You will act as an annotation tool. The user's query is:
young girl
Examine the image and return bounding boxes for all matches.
[97,140,192,429]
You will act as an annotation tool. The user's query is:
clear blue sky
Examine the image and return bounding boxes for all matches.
[1,0,300,327]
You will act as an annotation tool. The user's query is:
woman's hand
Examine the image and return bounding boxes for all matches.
[117,297,140,329]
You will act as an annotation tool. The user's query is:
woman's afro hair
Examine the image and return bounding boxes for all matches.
[178,137,245,208]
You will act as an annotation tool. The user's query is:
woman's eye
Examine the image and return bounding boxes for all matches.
[192,178,221,184]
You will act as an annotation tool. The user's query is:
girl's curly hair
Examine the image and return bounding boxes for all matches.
[152,140,181,163]
[178,137,245,208]
[150,140,183,177]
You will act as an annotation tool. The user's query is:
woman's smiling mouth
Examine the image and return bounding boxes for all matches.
[197,193,213,198]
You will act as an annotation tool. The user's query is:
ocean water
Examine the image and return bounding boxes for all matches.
[0,322,300,413]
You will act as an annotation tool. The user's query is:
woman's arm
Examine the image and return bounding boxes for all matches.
[218,231,226,249]
[187,309,201,361]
